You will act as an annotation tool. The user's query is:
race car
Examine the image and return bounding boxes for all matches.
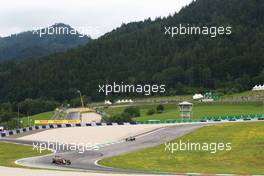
[125,136,136,141]
[52,155,71,165]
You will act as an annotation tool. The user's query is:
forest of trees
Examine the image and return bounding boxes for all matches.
[0,0,263,105]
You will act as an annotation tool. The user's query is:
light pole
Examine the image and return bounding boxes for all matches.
[77,90,84,107]
[17,105,20,129]
[27,112,31,127]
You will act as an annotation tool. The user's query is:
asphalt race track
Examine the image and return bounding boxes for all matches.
[0,123,210,174]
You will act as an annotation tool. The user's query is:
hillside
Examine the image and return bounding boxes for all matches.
[0,23,91,61]
[0,0,263,103]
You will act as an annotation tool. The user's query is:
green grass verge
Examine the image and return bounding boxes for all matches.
[99,122,264,175]
[222,90,264,100]
[0,142,51,167]
[20,111,54,127]
[105,103,264,122]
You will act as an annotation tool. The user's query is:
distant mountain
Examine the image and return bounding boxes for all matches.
[0,23,91,61]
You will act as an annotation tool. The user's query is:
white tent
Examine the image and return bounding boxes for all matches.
[115,99,133,104]
[252,84,264,91]
[104,100,112,105]
[193,94,204,100]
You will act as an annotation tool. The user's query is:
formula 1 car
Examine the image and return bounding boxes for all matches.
[52,155,71,165]
[125,136,136,141]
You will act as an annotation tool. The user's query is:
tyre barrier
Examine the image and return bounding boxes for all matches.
[201,114,264,121]
[0,121,138,138]
[137,114,264,125]
[49,125,54,128]
[1,133,6,137]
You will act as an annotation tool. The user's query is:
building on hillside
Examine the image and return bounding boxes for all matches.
[178,101,193,120]
[66,107,102,123]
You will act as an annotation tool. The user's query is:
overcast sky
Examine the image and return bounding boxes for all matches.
[0,0,193,38]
